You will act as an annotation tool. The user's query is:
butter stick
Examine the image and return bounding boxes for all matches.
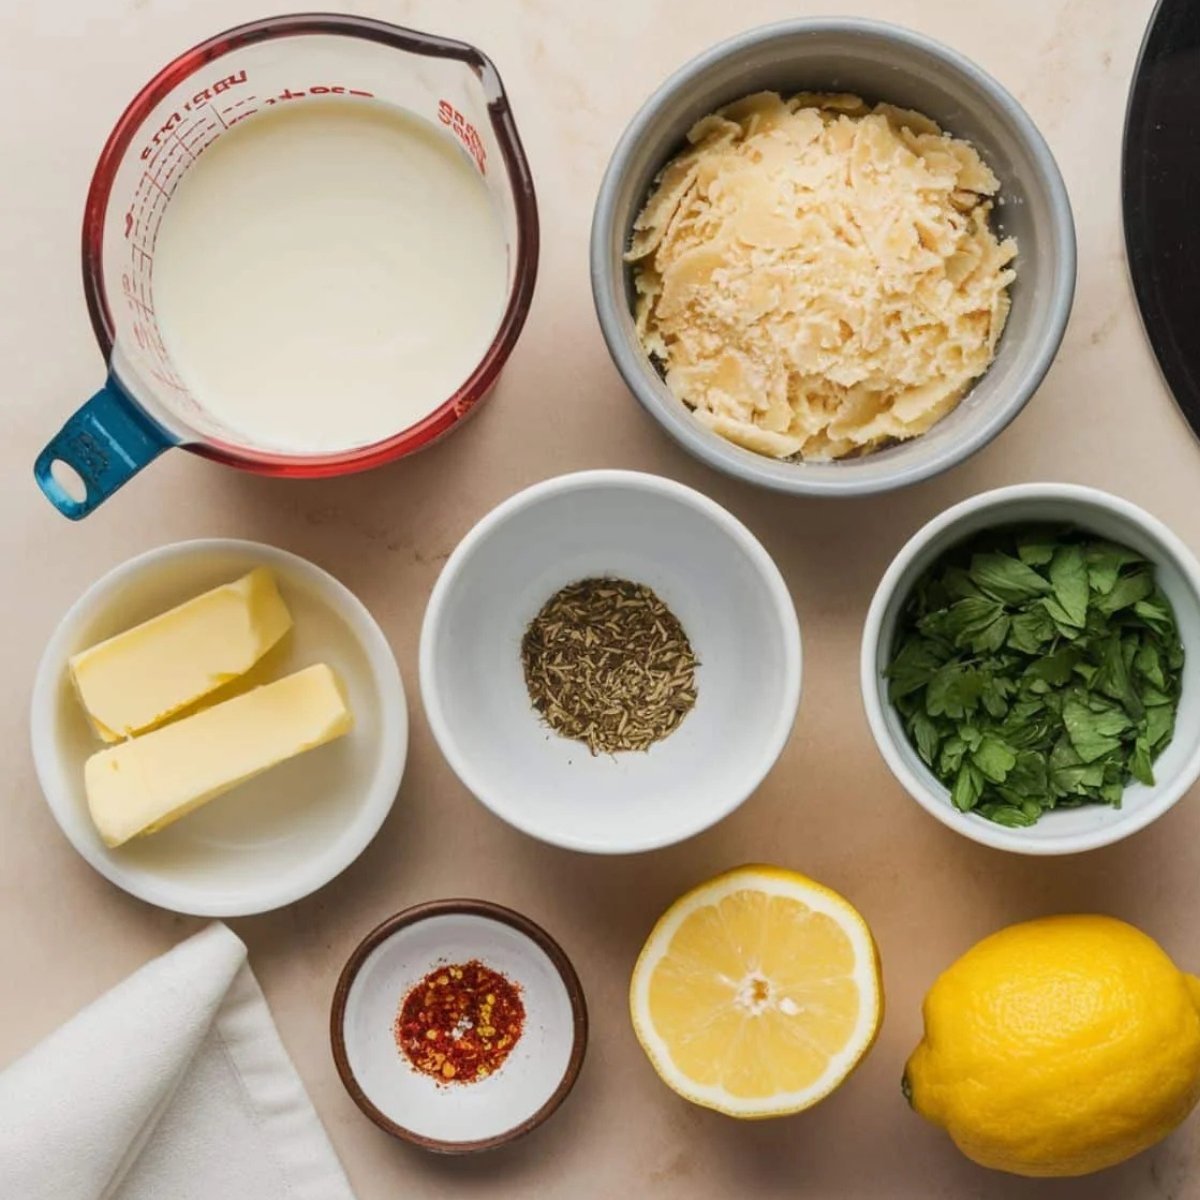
[85,663,353,847]
[69,567,292,742]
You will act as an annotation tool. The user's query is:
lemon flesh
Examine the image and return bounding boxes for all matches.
[630,865,882,1117]
[906,914,1200,1177]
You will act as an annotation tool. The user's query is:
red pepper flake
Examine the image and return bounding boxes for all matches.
[394,959,525,1085]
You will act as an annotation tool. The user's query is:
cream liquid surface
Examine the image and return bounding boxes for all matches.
[153,99,507,453]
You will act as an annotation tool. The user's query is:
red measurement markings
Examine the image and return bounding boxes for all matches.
[124,99,231,393]
[143,187,167,247]
[261,84,374,107]
[135,248,153,309]
[127,243,154,312]
[184,118,215,151]
[126,178,154,242]
[120,272,154,314]
[141,143,185,200]
[437,100,487,174]
[220,96,259,127]
[169,126,197,164]
[139,147,181,250]
[140,70,247,161]
[151,137,190,196]
[125,97,234,238]
[127,308,181,387]
[123,233,170,378]
[139,135,174,190]
[131,173,172,259]
[127,129,180,246]
[181,70,247,113]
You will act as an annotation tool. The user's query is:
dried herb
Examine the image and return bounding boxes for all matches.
[521,577,698,754]
[886,525,1184,827]
[394,959,525,1085]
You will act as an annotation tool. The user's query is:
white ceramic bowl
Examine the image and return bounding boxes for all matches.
[331,900,587,1152]
[30,539,407,915]
[419,470,801,853]
[861,484,1200,854]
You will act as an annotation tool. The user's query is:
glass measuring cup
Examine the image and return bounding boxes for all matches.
[34,14,539,520]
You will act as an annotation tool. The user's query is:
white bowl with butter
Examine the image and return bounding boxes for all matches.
[31,540,407,916]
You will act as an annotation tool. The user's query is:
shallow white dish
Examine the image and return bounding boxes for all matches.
[861,483,1200,855]
[331,901,587,1152]
[419,469,802,853]
[30,539,407,915]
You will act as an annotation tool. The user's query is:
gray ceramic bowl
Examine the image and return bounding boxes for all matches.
[591,19,1077,497]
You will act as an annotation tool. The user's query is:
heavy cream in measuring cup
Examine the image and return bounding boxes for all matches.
[153,99,507,454]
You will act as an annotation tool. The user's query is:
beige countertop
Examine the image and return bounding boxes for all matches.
[3,1,1196,1196]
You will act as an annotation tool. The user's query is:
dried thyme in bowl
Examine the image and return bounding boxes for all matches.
[520,577,698,755]
[886,525,1184,828]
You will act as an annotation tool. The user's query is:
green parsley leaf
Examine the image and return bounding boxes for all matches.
[1025,645,1082,686]
[1042,595,1085,634]
[942,566,984,602]
[1048,544,1089,626]
[909,709,942,767]
[1095,568,1154,614]
[886,638,948,701]
[970,552,1053,604]
[951,762,984,812]
[939,735,966,776]
[1140,682,1176,707]
[976,802,1039,827]
[926,663,984,720]
[1086,541,1145,595]
[1007,750,1049,797]
[1129,735,1155,787]
[972,736,1017,783]
[1062,696,1130,763]
[1146,703,1176,750]
[1007,607,1056,653]
[1051,760,1107,796]
[1134,592,1178,637]
[1134,642,1166,689]
[1092,634,1144,721]
[1015,530,1059,566]
[945,597,1010,653]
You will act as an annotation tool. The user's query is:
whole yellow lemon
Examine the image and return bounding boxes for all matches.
[905,914,1200,1177]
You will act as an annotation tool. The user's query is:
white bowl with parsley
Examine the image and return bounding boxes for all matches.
[861,483,1200,854]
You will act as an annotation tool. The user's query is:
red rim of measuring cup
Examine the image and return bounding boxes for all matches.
[80,13,540,478]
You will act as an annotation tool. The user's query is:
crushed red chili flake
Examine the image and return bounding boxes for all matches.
[394,959,525,1084]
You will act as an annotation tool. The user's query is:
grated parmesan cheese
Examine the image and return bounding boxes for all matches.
[626,91,1018,461]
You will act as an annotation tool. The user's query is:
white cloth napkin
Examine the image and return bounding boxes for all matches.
[0,924,358,1200]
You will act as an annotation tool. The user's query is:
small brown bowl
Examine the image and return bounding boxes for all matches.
[330,899,587,1153]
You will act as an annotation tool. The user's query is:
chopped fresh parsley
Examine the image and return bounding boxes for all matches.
[886,526,1184,827]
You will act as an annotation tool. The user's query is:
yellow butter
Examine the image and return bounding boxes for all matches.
[69,567,293,742]
[84,663,353,848]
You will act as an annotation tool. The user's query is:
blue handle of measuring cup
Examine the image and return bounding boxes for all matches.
[34,378,175,520]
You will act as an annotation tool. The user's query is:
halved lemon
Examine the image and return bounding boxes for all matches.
[630,865,883,1118]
